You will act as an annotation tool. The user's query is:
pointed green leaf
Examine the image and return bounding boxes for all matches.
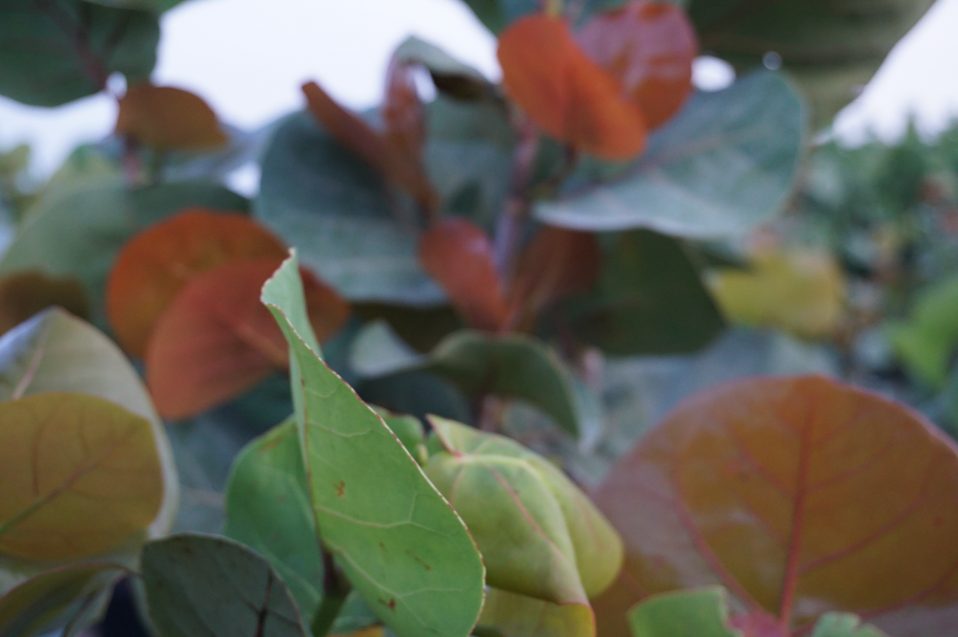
[261,254,484,637]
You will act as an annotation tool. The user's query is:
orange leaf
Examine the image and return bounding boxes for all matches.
[0,392,164,561]
[146,258,348,421]
[116,84,228,151]
[0,271,88,336]
[508,227,600,329]
[419,218,509,331]
[106,209,287,358]
[497,15,646,160]
[578,1,697,129]
[593,376,958,637]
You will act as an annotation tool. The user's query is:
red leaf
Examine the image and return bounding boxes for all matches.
[116,84,228,150]
[107,209,287,358]
[497,15,647,160]
[302,80,389,173]
[578,1,697,129]
[146,258,349,420]
[419,219,509,331]
[592,375,958,637]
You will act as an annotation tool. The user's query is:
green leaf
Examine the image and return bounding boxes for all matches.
[0,563,122,637]
[261,254,485,637]
[0,0,158,106]
[887,275,958,388]
[554,230,724,355]
[0,178,247,325]
[0,308,177,539]
[627,587,740,637]
[393,37,492,100]
[141,534,308,637]
[476,587,595,637]
[224,419,325,621]
[689,0,935,126]
[255,111,441,305]
[811,613,888,637]
[351,324,601,443]
[535,72,806,239]
[424,417,622,605]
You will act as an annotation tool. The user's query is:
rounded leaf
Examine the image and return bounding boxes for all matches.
[116,84,228,150]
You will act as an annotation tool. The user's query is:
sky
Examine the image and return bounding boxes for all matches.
[1,0,957,177]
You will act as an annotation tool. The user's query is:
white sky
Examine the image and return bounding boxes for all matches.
[1,0,957,176]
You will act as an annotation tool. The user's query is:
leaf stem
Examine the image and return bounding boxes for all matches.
[493,117,539,279]
[310,548,350,636]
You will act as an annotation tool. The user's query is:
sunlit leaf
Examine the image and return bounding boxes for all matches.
[477,587,595,637]
[262,254,485,637]
[709,246,846,339]
[0,271,88,336]
[419,218,509,330]
[578,1,697,129]
[0,563,123,637]
[497,15,646,160]
[146,257,348,420]
[593,375,958,637]
[0,392,163,561]
[425,417,622,606]
[535,72,805,238]
[107,209,287,357]
[224,419,324,620]
[115,84,228,151]
[141,534,308,637]
[0,308,177,538]
[0,0,158,106]
[627,587,739,637]
[0,178,247,324]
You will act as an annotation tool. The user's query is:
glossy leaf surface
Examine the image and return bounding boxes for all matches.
[147,258,348,420]
[0,393,163,561]
[116,85,228,150]
[498,15,646,159]
[107,209,286,357]
[594,375,958,637]
[141,534,307,637]
[262,254,485,637]
[578,1,697,129]
[535,72,805,238]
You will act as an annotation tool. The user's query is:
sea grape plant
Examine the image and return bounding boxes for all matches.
[0,0,955,636]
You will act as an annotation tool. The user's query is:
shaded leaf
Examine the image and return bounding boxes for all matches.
[0,271,88,336]
[497,15,646,160]
[425,417,622,604]
[710,246,846,339]
[115,84,228,151]
[0,178,247,325]
[0,0,158,106]
[419,218,509,330]
[0,308,177,538]
[0,392,163,561]
[477,587,595,637]
[224,419,324,621]
[535,72,806,238]
[887,275,958,388]
[146,257,348,420]
[141,534,307,637]
[627,587,739,637]
[0,563,123,637]
[393,36,491,100]
[593,375,958,637]
[106,209,287,357]
[261,254,485,637]
[578,1,697,129]
[811,613,888,637]
[255,111,441,304]
[555,230,723,355]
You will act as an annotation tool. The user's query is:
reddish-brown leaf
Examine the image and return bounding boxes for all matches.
[419,218,509,331]
[508,227,600,329]
[115,84,228,150]
[0,271,88,335]
[578,1,697,129]
[107,210,287,358]
[497,15,647,160]
[302,80,437,211]
[146,258,349,421]
[592,375,958,637]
